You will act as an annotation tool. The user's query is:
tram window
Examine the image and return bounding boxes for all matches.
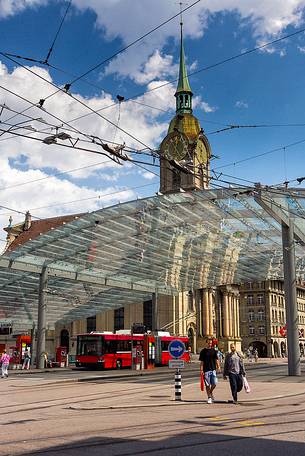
[103,340,116,354]
[117,340,130,351]
[161,341,169,351]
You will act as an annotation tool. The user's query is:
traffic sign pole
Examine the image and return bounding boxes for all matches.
[168,340,185,401]
[175,368,182,401]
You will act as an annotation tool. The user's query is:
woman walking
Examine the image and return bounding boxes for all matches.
[1,350,10,378]
[223,344,245,404]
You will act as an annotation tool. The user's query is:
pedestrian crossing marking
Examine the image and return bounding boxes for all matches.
[208,417,229,421]
[237,420,264,426]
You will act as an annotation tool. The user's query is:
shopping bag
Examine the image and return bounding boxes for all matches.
[200,371,205,391]
[243,376,251,393]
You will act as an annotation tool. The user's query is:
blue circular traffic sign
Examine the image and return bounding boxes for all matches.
[168,339,185,359]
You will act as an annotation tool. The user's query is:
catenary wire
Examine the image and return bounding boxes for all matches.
[0,0,201,117]
[44,0,72,64]
[63,24,305,124]
[0,53,155,151]
[213,137,305,171]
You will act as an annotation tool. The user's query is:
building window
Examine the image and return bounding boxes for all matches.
[248,310,254,322]
[249,326,255,335]
[247,295,254,305]
[259,326,265,335]
[86,316,96,333]
[143,300,152,331]
[0,327,12,335]
[257,294,264,305]
[258,309,265,321]
[114,307,124,331]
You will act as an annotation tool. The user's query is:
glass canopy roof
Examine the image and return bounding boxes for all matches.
[1,187,305,331]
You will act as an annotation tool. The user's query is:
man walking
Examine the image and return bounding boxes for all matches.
[199,339,220,404]
[223,344,246,404]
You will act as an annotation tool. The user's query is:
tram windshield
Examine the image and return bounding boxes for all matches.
[77,336,102,356]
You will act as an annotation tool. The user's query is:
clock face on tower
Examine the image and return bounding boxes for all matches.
[195,139,208,164]
[162,132,189,161]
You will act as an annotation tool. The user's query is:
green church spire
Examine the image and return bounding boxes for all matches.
[175,20,193,114]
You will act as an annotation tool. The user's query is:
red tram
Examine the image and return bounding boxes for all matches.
[76,331,189,369]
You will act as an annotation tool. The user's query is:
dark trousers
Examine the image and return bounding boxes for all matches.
[228,373,243,401]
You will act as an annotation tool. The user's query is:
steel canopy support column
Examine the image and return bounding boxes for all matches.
[282,220,301,376]
[36,266,48,369]
[152,291,158,332]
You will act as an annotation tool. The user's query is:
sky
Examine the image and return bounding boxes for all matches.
[1,0,305,247]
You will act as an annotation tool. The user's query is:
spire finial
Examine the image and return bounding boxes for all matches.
[175,2,192,113]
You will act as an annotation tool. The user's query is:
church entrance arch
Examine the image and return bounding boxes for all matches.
[60,329,70,352]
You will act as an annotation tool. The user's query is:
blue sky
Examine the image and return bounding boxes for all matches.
[1,0,305,243]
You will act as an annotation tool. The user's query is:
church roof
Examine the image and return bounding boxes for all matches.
[168,113,201,142]
[5,213,83,252]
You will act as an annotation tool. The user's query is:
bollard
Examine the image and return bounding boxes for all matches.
[175,368,182,401]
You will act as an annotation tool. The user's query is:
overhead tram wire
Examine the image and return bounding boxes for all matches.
[0,0,202,124]
[2,15,305,132]
[0,54,156,153]
[43,0,72,65]
[0,96,278,196]
[27,0,202,103]
[0,81,157,165]
[0,105,150,158]
[0,127,160,168]
[64,24,305,124]
[206,122,305,135]
[213,137,305,171]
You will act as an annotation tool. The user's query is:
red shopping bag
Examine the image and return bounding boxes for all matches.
[200,371,205,391]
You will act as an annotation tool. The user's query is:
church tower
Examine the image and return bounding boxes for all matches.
[159,22,211,194]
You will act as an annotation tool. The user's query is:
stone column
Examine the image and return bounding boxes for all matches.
[223,292,229,338]
[208,289,214,336]
[202,289,209,336]
[227,293,233,337]
[195,290,202,337]
[232,295,237,338]
[236,296,240,338]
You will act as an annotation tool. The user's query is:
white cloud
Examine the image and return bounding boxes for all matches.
[125,50,178,85]
[298,45,305,52]
[235,100,249,109]
[0,0,45,18]
[142,171,156,180]
[0,60,165,236]
[2,1,304,82]
[193,96,217,113]
[71,0,305,78]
